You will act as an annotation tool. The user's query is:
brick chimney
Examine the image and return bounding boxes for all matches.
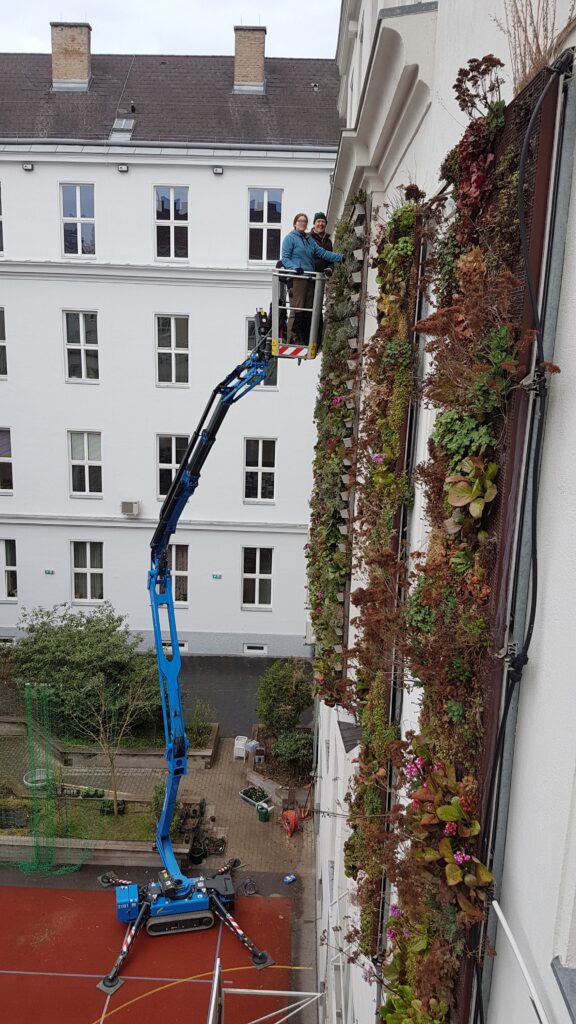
[50,22,92,91]
[233,26,266,94]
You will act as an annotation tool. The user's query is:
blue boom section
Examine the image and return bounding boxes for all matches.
[148,346,270,891]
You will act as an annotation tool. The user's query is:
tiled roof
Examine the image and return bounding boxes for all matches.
[0,54,343,146]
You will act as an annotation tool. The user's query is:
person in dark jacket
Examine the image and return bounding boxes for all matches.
[281,213,343,342]
[310,212,334,273]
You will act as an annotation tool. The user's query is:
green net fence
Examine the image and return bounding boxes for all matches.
[0,681,160,876]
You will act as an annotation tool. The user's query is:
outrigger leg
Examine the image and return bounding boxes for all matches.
[210,892,274,970]
[97,900,151,995]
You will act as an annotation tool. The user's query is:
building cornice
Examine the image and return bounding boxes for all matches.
[0,512,308,534]
[0,142,337,166]
[0,260,275,288]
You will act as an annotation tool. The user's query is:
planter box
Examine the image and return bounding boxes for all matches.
[246,768,311,810]
[239,788,272,809]
[62,723,220,770]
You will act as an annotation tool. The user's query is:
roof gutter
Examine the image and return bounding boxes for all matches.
[0,137,338,153]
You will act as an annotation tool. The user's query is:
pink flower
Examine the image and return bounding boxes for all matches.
[331,396,346,407]
[370,452,384,464]
[386,927,397,942]
[415,756,427,770]
[389,904,402,918]
[453,850,471,865]
[444,822,457,836]
[405,763,419,780]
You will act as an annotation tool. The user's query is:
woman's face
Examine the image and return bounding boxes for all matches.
[295,216,308,230]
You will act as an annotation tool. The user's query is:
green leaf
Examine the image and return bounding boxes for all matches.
[445,862,463,885]
[486,462,499,481]
[469,497,485,519]
[438,837,454,860]
[422,847,442,861]
[474,861,494,885]
[484,482,498,502]
[437,801,463,821]
[447,482,474,507]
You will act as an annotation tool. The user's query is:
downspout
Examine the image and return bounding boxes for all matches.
[475,60,576,1022]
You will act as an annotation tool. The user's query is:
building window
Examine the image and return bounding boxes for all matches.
[0,184,3,254]
[1,540,17,599]
[156,316,189,384]
[0,428,12,491]
[248,188,282,261]
[244,439,276,501]
[64,312,99,381]
[69,431,102,495]
[168,544,188,603]
[158,434,188,496]
[72,541,103,601]
[61,184,95,255]
[155,187,188,259]
[0,309,6,378]
[247,319,277,386]
[242,547,273,607]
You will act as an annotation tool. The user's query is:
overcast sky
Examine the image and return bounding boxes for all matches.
[2,1,342,58]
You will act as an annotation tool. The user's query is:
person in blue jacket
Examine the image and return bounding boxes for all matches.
[281,213,343,342]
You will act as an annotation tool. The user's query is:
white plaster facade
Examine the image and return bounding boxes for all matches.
[317,2,576,1022]
[0,142,336,655]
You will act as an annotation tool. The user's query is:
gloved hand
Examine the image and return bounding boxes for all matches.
[294,267,304,275]
[323,268,333,279]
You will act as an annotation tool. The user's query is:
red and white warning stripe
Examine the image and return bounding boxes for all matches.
[278,345,308,358]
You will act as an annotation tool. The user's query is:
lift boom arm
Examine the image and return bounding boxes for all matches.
[148,341,270,887]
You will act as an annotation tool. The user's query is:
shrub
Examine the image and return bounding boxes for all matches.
[186,700,214,748]
[272,730,313,771]
[257,659,313,737]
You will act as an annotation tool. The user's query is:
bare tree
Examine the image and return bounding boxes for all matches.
[495,0,576,93]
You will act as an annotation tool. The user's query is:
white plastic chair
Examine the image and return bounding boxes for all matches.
[233,736,248,760]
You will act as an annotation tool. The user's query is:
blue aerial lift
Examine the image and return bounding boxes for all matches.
[97,282,327,995]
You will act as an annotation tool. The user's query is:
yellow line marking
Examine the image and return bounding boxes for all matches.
[91,964,312,1023]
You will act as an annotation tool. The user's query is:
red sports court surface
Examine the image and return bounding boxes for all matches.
[0,887,298,1023]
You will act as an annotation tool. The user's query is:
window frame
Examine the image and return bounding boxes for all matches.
[241,546,273,610]
[247,187,283,264]
[71,540,104,603]
[157,433,189,498]
[155,314,190,386]
[154,185,189,261]
[167,543,189,605]
[0,539,17,602]
[0,308,6,379]
[243,437,277,504]
[60,183,96,258]
[0,427,13,494]
[68,430,103,498]
[63,310,99,383]
[246,318,278,388]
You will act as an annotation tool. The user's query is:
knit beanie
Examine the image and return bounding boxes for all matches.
[313,212,327,223]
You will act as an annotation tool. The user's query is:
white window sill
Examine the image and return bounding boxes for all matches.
[65,378,100,385]
[0,598,18,604]
[241,605,273,612]
[243,499,276,506]
[61,254,97,261]
[155,382,190,389]
[154,257,190,265]
[70,493,103,500]
[174,602,189,609]
[0,491,14,497]
[71,599,105,606]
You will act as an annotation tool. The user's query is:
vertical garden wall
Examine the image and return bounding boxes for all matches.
[308,55,562,1023]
